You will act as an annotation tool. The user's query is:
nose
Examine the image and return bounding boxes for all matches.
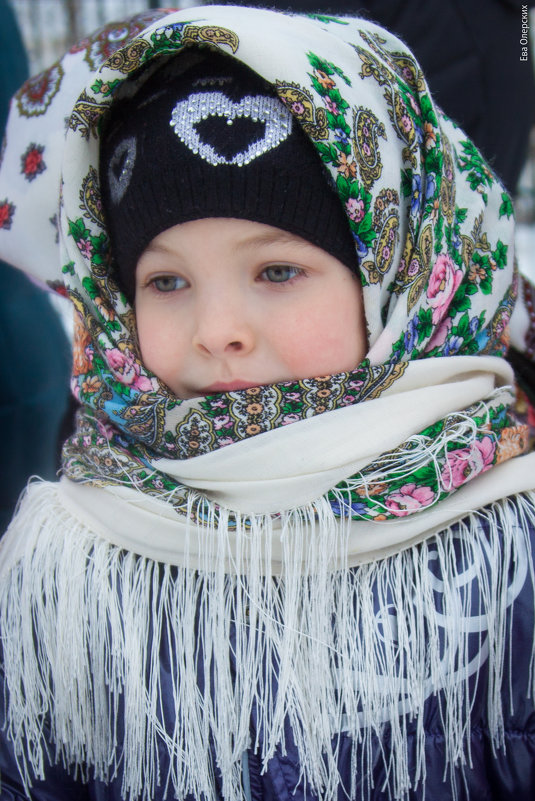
[192,296,255,358]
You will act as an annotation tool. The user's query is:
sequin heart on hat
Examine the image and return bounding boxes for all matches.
[107,136,137,205]
[170,91,293,167]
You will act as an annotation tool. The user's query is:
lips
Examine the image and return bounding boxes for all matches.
[200,380,261,394]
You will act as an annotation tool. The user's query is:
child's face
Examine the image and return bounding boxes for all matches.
[135,218,367,399]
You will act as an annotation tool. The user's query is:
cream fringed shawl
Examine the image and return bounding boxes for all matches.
[0,5,535,800]
[2,469,535,801]
[2,366,535,801]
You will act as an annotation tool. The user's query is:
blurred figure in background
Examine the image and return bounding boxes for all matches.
[0,0,72,533]
[215,0,535,196]
[355,0,535,197]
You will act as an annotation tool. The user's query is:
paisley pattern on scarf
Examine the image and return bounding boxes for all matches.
[0,7,528,521]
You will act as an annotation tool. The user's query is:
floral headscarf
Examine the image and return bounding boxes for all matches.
[3,11,535,801]
[0,5,528,521]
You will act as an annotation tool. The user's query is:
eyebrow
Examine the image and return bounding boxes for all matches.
[140,242,175,258]
[140,229,311,258]
[234,230,311,251]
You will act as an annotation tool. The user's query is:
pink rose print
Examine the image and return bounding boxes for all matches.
[400,113,412,133]
[407,259,420,277]
[71,376,81,401]
[409,96,420,115]
[214,414,232,430]
[77,238,93,260]
[441,435,496,491]
[346,197,365,223]
[325,97,339,115]
[106,346,156,392]
[385,483,435,517]
[425,317,452,352]
[281,413,300,425]
[84,344,94,367]
[427,254,464,325]
[97,418,115,439]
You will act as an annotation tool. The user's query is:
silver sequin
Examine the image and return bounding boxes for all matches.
[169,91,292,167]
[107,135,137,205]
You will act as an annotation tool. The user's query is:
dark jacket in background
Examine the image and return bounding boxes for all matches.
[1,507,534,800]
[0,0,72,533]
[216,0,535,194]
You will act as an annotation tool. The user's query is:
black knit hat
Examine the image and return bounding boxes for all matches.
[100,51,358,300]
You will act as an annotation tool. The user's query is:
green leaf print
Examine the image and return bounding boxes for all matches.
[453,311,470,338]
[417,308,433,343]
[458,140,493,204]
[89,232,109,267]
[306,14,350,24]
[336,174,351,202]
[419,95,438,127]
[499,192,514,219]
[68,217,89,241]
[492,240,508,269]
[91,78,120,97]
[82,276,99,298]
[401,169,413,198]
[450,290,472,314]
[315,141,339,164]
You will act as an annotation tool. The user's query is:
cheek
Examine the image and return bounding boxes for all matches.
[273,289,367,375]
[136,312,185,382]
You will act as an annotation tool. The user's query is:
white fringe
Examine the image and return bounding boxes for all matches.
[1,483,535,800]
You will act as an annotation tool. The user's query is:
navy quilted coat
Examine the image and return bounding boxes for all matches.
[1,502,534,801]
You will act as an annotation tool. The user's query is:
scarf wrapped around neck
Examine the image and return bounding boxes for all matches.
[0,5,531,533]
[1,7,535,801]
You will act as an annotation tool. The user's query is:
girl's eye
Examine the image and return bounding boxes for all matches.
[150,275,187,292]
[261,264,302,284]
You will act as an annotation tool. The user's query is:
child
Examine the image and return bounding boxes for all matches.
[1,6,535,800]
